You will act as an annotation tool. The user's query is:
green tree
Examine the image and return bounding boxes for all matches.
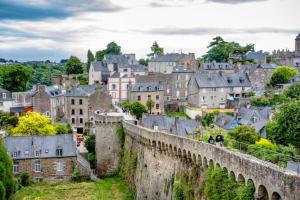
[1,64,32,92]
[203,36,254,63]
[266,100,300,147]
[128,102,147,119]
[87,49,95,72]
[283,83,300,99]
[11,112,57,136]
[201,112,218,127]
[250,96,270,107]
[84,135,96,154]
[106,41,122,55]
[146,99,155,114]
[269,66,297,86]
[0,140,16,199]
[20,172,30,187]
[65,56,83,75]
[138,58,149,66]
[229,125,260,144]
[95,50,106,61]
[55,123,71,134]
[148,41,164,58]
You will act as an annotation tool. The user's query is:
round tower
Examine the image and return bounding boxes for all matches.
[295,33,300,52]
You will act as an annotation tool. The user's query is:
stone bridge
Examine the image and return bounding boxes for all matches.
[123,121,300,200]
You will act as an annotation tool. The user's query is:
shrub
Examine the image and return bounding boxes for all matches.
[269,66,297,86]
[247,139,278,163]
[250,96,270,107]
[84,135,95,154]
[20,172,30,187]
[201,113,216,127]
[0,181,5,200]
[283,83,300,99]
[88,152,95,162]
[55,123,71,134]
[229,125,260,145]
[71,168,82,182]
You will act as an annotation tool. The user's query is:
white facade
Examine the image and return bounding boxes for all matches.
[0,100,13,112]
[89,66,102,85]
[148,62,177,74]
[108,77,136,104]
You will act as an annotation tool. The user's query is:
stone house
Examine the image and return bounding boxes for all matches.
[88,61,110,85]
[108,73,136,104]
[200,62,235,74]
[128,83,165,114]
[10,91,34,115]
[188,72,251,109]
[65,84,112,133]
[3,134,76,182]
[148,53,197,74]
[246,51,267,64]
[171,66,194,101]
[32,84,65,122]
[241,64,277,90]
[0,88,13,113]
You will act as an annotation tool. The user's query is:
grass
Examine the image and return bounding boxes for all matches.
[12,176,134,200]
[166,112,190,119]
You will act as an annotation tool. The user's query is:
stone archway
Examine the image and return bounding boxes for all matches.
[271,192,282,200]
[257,185,269,200]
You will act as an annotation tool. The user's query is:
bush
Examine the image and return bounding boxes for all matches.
[84,135,95,154]
[247,139,278,163]
[229,125,260,145]
[88,152,95,162]
[20,172,30,187]
[250,96,270,107]
[201,112,217,127]
[55,123,71,134]
[71,168,82,182]
[283,83,300,99]
[0,181,5,200]
[269,66,297,86]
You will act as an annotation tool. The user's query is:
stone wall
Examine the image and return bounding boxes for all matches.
[123,121,300,200]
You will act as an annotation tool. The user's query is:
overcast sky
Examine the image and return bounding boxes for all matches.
[0,0,299,62]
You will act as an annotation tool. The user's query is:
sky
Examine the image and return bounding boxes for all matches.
[0,0,299,62]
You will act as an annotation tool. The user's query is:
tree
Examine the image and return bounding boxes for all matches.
[55,123,71,134]
[269,66,297,86]
[146,99,155,114]
[11,112,57,136]
[95,50,106,61]
[84,135,96,154]
[201,111,218,127]
[266,100,300,147]
[229,125,260,144]
[283,83,300,99]
[65,56,83,75]
[148,41,164,58]
[106,41,122,55]
[128,102,147,119]
[0,140,16,199]
[202,36,254,63]
[1,64,32,92]
[20,172,30,187]
[87,49,95,72]
[138,58,149,66]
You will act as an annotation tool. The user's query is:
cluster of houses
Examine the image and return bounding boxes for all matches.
[1,33,300,183]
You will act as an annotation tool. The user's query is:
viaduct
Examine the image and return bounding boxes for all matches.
[94,113,300,200]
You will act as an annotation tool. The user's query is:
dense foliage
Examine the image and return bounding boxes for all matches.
[87,49,95,72]
[10,112,57,136]
[229,125,260,145]
[201,111,218,127]
[65,56,83,75]
[95,41,122,61]
[147,41,164,58]
[84,135,96,163]
[283,83,300,99]
[269,66,297,86]
[55,123,72,134]
[202,36,254,63]
[20,172,30,187]
[266,100,300,147]
[146,99,155,114]
[0,140,16,199]
[121,102,147,119]
[203,166,255,200]
[0,64,32,92]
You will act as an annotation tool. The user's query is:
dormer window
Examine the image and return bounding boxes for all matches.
[2,93,6,99]
[13,151,20,158]
[227,78,232,83]
[35,150,42,157]
[56,148,63,157]
[239,78,244,83]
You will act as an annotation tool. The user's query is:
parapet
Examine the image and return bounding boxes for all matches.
[94,112,124,124]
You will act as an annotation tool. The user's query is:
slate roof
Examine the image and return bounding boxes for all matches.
[296,33,300,40]
[131,83,164,92]
[65,85,106,97]
[173,66,193,73]
[45,85,63,97]
[104,55,129,66]
[246,51,266,61]
[91,61,109,73]
[150,53,183,62]
[0,88,12,101]
[141,115,199,137]
[131,64,148,72]
[4,134,76,159]
[215,113,238,130]
[194,72,251,88]
[237,107,270,125]
[202,62,233,70]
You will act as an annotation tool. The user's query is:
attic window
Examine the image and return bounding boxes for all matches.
[227,78,232,83]
[239,78,244,83]
[24,150,29,155]
[56,148,63,157]
[45,149,49,154]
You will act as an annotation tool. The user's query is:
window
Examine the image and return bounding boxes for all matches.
[13,163,19,174]
[2,93,6,99]
[156,95,159,101]
[56,148,63,157]
[13,151,19,158]
[112,84,116,90]
[176,91,180,97]
[71,99,75,105]
[71,109,75,115]
[90,117,94,122]
[56,160,64,172]
[45,111,50,117]
[79,109,83,115]
[156,104,159,109]
[186,74,189,81]
[123,69,128,72]
[35,177,43,183]
[147,95,151,100]
[71,118,75,124]
[177,74,180,80]
[34,160,41,172]
[137,96,141,101]
[79,99,83,105]
[80,118,83,124]
[35,150,41,157]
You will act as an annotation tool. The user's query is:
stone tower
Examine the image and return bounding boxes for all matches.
[295,33,300,52]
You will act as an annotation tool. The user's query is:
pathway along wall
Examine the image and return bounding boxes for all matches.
[122,121,300,200]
